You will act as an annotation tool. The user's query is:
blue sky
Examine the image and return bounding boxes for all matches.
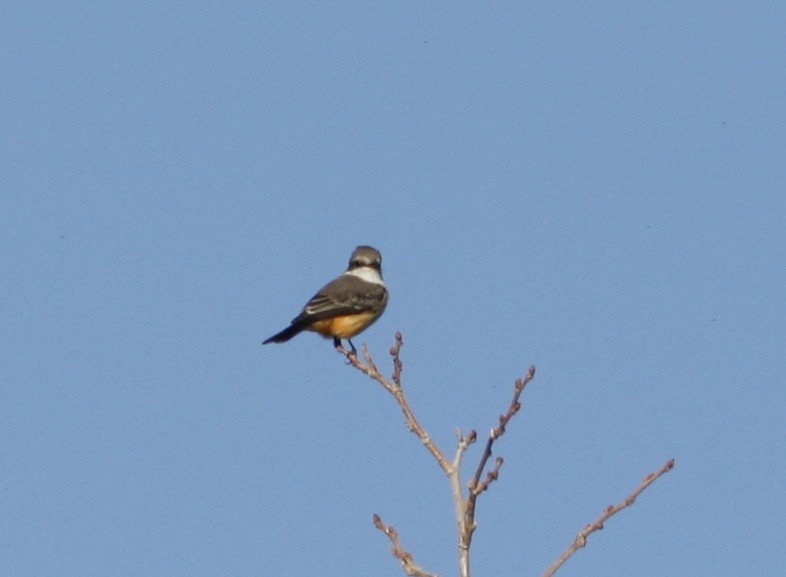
[2,2,785,576]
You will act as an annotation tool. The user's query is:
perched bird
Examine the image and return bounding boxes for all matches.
[263,245,388,354]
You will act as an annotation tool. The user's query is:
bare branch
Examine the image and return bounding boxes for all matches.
[339,333,451,473]
[390,331,404,386]
[343,335,451,576]
[468,366,536,497]
[448,430,476,577]
[541,458,676,577]
[453,368,537,576]
[343,337,672,577]
[373,514,438,577]
[348,342,540,577]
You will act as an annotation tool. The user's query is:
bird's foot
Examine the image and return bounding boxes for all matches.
[334,338,358,361]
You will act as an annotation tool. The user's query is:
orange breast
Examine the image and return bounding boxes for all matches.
[308,311,380,339]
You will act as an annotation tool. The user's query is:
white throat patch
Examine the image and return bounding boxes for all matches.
[345,267,385,286]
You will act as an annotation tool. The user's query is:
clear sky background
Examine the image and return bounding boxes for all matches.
[2,3,784,576]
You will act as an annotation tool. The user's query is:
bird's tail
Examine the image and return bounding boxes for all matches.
[262,322,306,345]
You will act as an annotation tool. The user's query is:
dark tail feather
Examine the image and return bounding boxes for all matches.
[263,322,306,345]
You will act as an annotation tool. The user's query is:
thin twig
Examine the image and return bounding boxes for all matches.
[541,458,676,577]
[343,334,448,576]
[455,367,537,576]
[390,332,404,386]
[373,514,438,577]
[468,368,536,505]
[344,337,540,577]
[448,430,475,577]
[338,332,450,472]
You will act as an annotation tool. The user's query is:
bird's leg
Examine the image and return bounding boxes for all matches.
[333,337,357,361]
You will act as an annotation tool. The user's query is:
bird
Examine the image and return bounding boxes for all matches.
[263,245,388,354]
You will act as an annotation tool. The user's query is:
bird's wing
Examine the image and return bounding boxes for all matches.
[293,274,388,323]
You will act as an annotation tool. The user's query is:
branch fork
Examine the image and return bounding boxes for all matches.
[339,334,674,577]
